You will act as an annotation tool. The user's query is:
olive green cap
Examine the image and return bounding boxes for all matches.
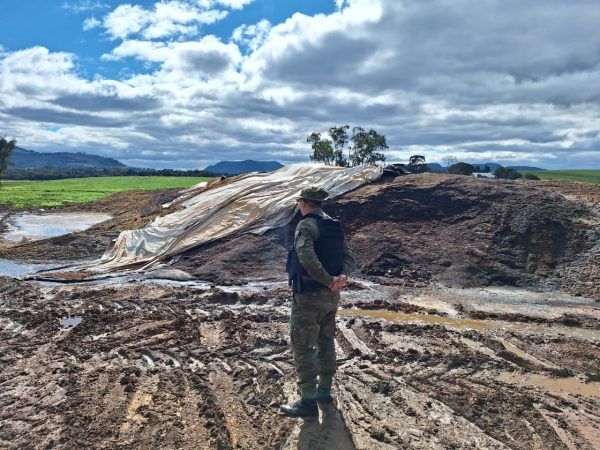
[298,186,329,202]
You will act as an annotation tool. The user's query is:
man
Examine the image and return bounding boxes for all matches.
[281,186,355,417]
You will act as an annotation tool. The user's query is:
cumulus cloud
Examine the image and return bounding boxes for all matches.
[105,35,242,77]
[96,1,230,40]
[102,4,152,40]
[232,19,271,52]
[2,0,600,169]
[82,16,101,30]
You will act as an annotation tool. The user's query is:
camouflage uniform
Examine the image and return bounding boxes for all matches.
[291,210,355,399]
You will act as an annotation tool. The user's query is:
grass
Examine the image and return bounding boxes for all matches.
[520,170,600,184]
[0,176,210,208]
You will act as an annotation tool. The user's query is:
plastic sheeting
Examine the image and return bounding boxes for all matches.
[94,164,382,271]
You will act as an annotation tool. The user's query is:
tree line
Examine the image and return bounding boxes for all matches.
[442,159,538,180]
[3,166,218,181]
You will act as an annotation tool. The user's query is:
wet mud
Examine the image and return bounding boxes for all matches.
[0,277,598,449]
[1,175,599,448]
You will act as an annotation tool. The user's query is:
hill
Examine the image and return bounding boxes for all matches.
[204,160,283,175]
[425,163,446,172]
[9,147,126,169]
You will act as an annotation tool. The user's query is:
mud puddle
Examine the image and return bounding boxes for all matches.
[339,308,600,341]
[0,258,63,277]
[496,371,600,397]
[408,286,600,323]
[60,316,82,329]
[2,212,112,242]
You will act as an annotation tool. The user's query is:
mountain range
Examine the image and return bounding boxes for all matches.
[7,147,546,174]
[9,147,126,169]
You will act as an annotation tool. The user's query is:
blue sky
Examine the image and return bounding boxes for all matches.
[1,0,599,169]
[1,1,335,80]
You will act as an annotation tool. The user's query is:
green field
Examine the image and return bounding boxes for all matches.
[521,170,600,184]
[0,176,210,208]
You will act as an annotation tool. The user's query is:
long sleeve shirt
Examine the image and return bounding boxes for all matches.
[294,210,355,288]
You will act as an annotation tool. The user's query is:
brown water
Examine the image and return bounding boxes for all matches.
[497,372,600,397]
[338,308,600,341]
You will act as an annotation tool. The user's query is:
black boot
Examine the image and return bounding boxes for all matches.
[280,398,318,417]
[315,388,333,403]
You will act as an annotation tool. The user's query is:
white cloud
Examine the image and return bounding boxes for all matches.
[141,1,228,39]
[335,0,349,10]
[195,0,255,9]
[3,0,600,169]
[215,0,254,9]
[82,16,101,30]
[103,4,152,40]
[97,1,233,40]
[61,1,109,13]
[232,19,271,52]
[105,35,241,77]
[102,40,168,62]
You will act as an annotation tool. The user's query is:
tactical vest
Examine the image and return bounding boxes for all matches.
[286,213,345,293]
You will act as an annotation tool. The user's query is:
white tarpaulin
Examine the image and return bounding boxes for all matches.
[93,164,382,271]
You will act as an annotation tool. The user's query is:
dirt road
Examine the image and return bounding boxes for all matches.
[1,277,598,449]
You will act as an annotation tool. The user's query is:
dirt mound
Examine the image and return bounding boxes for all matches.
[533,179,600,208]
[329,174,600,297]
[4,175,599,298]
[175,174,599,298]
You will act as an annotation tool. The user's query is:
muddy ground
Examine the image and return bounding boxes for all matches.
[1,174,599,449]
[0,277,598,449]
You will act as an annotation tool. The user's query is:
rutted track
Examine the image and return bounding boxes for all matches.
[1,278,598,449]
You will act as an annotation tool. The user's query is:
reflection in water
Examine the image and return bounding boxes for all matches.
[297,403,356,450]
[3,213,112,242]
[0,258,62,278]
[338,308,600,341]
[60,316,82,328]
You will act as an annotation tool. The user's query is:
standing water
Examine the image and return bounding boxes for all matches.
[3,213,112,242]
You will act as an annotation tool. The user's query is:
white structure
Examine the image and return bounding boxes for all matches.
[473,172,495,178]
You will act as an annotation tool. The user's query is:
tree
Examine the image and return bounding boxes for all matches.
[350,127,387,166]
[523,173,540,180]
[448,162,476,175]
[482,165,491,173]
[0,136,17,187]
[307,132,335,165]
[328,125,350,167]
[442,155,457,168]
[494,166,523,180]
[406,154,427,173]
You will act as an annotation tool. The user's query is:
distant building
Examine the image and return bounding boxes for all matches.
[473,172,495,178]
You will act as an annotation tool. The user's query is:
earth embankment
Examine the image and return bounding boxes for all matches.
[174,174,600,298]
[3,174,598,298]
